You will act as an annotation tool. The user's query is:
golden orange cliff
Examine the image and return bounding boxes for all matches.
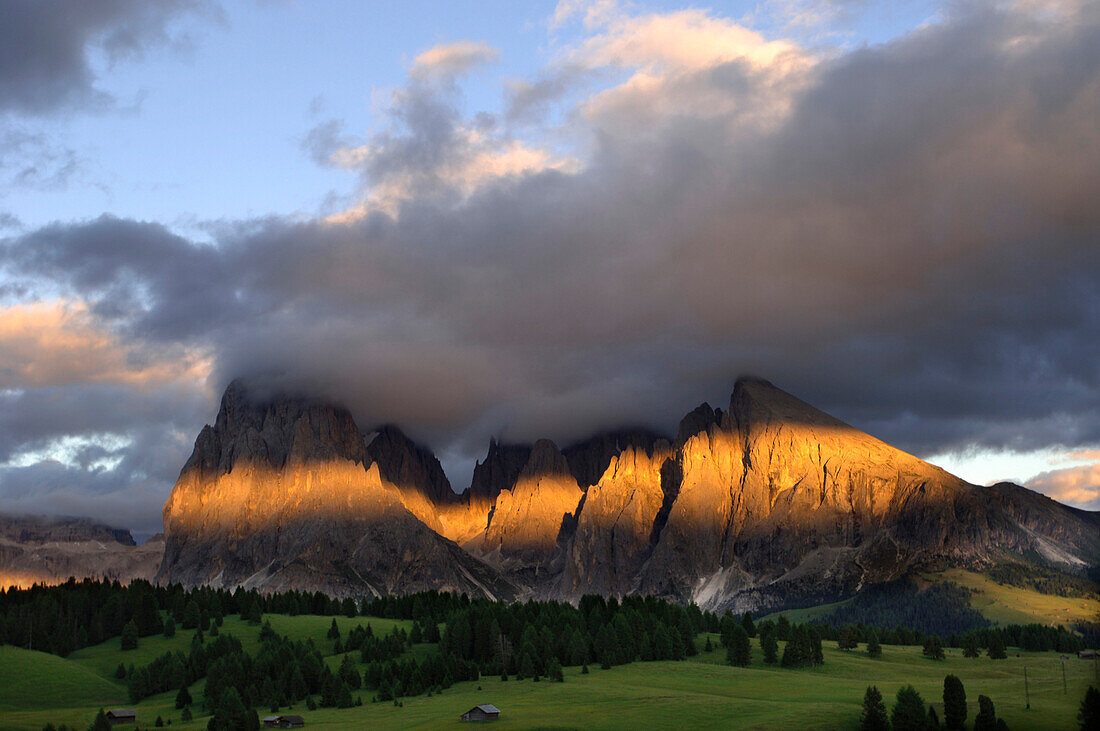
[155,378,1100,611]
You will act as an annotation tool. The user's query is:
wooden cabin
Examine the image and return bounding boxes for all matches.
[262,715,305,728]
[105,710,137,725]
[461,704,501,722]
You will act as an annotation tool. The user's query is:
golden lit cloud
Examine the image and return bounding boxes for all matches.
[1027,462,1100,509]
[0,299,211,390]
[411,40,499,79]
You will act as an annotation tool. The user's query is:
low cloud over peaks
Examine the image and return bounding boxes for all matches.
[2,1,1100,530]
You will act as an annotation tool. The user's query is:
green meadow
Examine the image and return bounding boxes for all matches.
[2,616,1096,730]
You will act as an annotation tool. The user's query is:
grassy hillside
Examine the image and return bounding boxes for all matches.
[2,617,1097,730]
[927,569,1100,626]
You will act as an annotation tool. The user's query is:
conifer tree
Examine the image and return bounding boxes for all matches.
[943,674,966,730]
[860,686,889,731]
[963,634,980,658]
[761,628,779,664]
[928,706,941,730]
[120,620,138,651]
[867,631,882,659]
[924,635,946,661]
[987,635,1007,660]
[974,695,997,731]
[727,625,751,667]
[328,618,340,639]
[741,612,756,638]
[182,601,200,630]
[163,617,175,638]
[891,685,927,731]
[809,625,824,666]
[90,709,111,731]
[175,684,193,709]
[1078,685,1099,731]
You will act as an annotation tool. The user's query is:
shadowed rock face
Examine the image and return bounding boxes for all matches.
[157,377,1100,610]
[0,515,162,590]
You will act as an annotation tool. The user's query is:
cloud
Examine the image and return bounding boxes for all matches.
[3,0,1100,529]
[0,299,210,389]
[1027,462,1100,511]
[411,41,499,81]
[0,0,210,116]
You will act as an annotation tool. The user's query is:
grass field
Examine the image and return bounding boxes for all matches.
[2,615,1098,730]
[927,569,1100,626]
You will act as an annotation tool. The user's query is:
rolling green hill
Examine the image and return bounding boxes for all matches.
[2,618,1096,730]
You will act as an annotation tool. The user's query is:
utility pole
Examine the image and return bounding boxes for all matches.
[1062,659,1067,694]
[1024,666,1030,710]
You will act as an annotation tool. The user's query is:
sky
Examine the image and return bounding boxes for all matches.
[1,0,1098,538]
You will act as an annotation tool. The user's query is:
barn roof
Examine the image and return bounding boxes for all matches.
[476,704,500,713]
[107,710,137,718]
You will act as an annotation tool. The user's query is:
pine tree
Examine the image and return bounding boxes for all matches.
[838,626,858,651]
[182,601,200,630]
[1078,685,1100,731]
[727,625,751,667]
[924,635,946,661]
[963,634,980,658]
[175,685,193,709]
[928,706,941,730]
[704,636,713,652]
[761,628,779,664]
[808,626,824,666]
[891,685,928,731]
[943,674,966,730]
[974,695,997,731]
[860,686,889,731]
[720,613,736,648]
[89,709,111,731]
[741,612,756,638]
[120,620,138,651]
[115,663,126,679]
[327,618,340,639]
[867,631,882,659]
[548,658,564,682]
[337,681,354,708]
[181,707,192,722]
[987,635,1007,660]
[163,617,175,638]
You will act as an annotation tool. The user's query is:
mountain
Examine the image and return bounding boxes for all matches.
[157,377,1100,612]
[156,381,516,599]
[0,514,163,590]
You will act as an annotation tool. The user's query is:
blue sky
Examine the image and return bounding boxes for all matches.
[4,0,941,234]
[1,0,1098,533]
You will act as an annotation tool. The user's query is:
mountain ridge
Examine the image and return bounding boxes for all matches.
[154,376,1100,612]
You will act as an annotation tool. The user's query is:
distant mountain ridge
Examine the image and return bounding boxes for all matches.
[0,514,162,590]
[154,377,1100,613]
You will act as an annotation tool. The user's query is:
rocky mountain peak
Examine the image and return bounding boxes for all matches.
[562,428,668,488]
[677,402,719,444]
[366,425,455,503]
[521,439,571,478]
[467,439,532,503]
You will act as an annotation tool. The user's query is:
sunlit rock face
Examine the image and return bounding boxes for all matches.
[636,378,1100,611]
[559,442,674,597]
[0,515,162,590]
[158,377,1100,611]
[157,381,516,600]
[467,440,584,583]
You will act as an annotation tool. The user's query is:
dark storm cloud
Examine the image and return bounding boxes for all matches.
[0,0,209,115]
[2,1,1100,528]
